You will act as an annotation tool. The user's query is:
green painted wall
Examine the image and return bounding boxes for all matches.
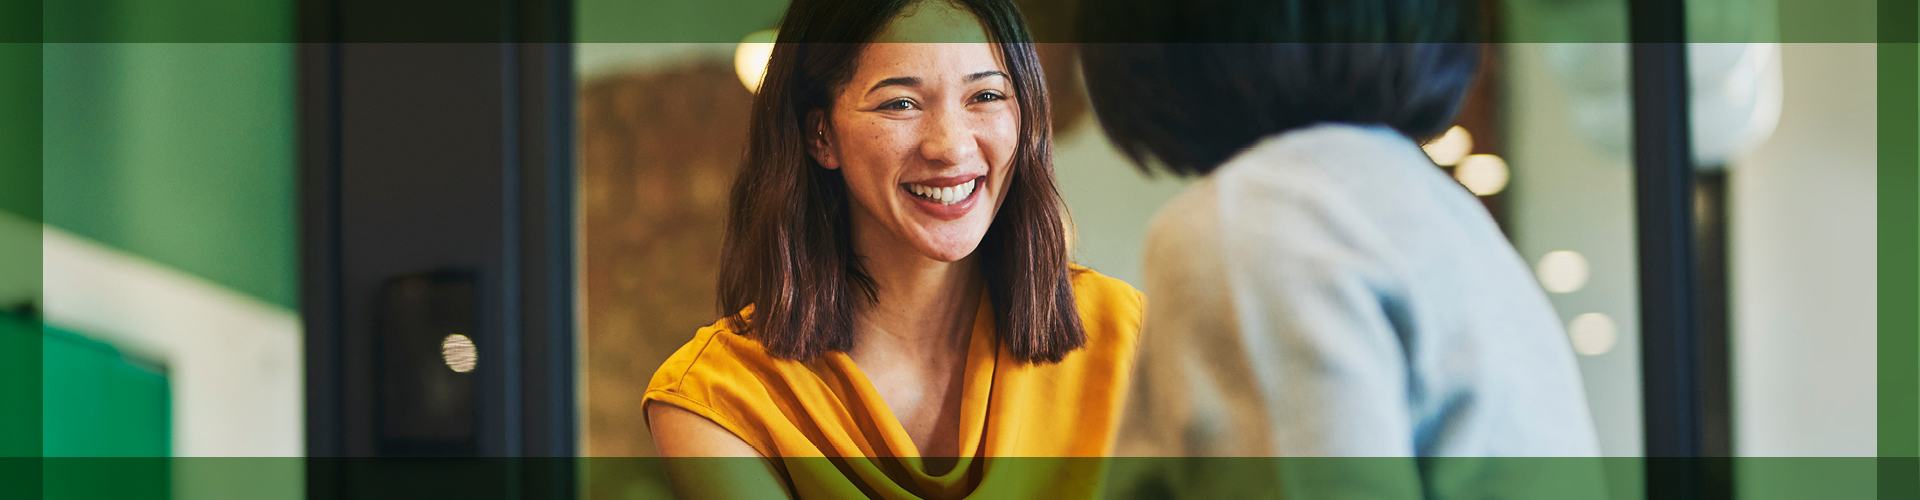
[0,44,42,464]
[33,1,300,480]
[0,312,39,459]
[42,43,298,310]
[41,326,171,457]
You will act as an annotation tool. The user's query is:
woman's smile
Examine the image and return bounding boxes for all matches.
[900,174,984,220]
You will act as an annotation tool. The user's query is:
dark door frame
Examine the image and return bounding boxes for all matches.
[299,0,575,498]
[1629,0,1734,498]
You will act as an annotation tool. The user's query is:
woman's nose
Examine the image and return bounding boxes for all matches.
[919,108,981,167]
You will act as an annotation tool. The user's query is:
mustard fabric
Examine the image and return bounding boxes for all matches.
[643,265,1144,499]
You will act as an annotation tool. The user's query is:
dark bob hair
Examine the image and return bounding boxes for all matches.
[717,0,1086,363]
[1077,0,1484,176]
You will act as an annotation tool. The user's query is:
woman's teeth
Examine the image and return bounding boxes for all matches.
[906,179,978,206]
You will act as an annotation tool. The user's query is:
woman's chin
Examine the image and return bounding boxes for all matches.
[915,242,982,263]
[891,210,996,263]
[909,230,988,263]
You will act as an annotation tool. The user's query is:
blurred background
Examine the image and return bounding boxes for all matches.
[8,0,1882,499]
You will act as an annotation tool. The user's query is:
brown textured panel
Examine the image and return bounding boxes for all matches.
[579,63,751,458]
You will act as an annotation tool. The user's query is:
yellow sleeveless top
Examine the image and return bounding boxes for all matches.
[643,265,1144,499]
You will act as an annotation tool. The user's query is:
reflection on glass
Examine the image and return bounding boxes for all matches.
[1537,250,1591,294]
[1568,313,1620,356]
[1454,154,1511,196]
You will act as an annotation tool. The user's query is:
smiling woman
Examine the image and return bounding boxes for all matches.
[637,0,1144,499]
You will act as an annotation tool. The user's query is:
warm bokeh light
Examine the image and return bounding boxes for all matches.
[1422,126,1474,166]
[734,30,778,93]
[442,334,477,373]
[1453,154,1510,196]
[1568,313,1618,356]
[1536,250,1591,293]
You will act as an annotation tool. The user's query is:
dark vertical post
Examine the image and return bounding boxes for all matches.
[298,3,345,478]
[1628,0,1716,498]
[1694,169,1734,499]
[297,14,346,495]
[300,0,577,497]
[512,2,578,497]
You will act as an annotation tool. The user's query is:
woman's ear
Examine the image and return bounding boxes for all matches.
[806,111,840,170]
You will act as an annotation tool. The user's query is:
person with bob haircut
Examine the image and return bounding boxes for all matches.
[642,0,1144,497]
[1079,0,1606,497]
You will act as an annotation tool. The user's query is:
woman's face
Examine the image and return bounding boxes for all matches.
[809,3,1019,264]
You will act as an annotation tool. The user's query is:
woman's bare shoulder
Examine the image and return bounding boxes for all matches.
[647,401,794,498]
[647,401,763,457]
[642,313,787,454]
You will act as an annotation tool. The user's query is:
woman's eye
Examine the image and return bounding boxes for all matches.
[973,91,1006,103]
[879,99,917,111]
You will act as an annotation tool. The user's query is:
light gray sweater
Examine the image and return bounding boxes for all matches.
[1114,124,1605,498]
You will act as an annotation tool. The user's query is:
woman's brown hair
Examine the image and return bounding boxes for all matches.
[716,0,1084,363]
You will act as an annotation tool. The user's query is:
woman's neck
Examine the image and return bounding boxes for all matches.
[845,209,980,467]
[847,219,982,362]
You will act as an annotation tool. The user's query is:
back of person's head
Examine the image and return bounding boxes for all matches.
[1076,0,1484,176]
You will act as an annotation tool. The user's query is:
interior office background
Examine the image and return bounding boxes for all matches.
[6,0,1877,498]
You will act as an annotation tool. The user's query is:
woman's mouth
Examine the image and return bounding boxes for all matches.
[900,176,983,221]
[903,178,979,206]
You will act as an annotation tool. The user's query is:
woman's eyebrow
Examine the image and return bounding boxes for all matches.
[965,70,1008,83]
[865,71,1007,95]
[867,76,920,94]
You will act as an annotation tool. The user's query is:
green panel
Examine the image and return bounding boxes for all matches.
[42,43,299,310]
[0,0,36,43]
[42,326,170,458]
[173,458,305,500]
[44,0,292,43]
[0,312,41,459]
[1501,0,1627,43]
[578,0,789,42]
[1881,40,1920,464]
[1776,0,1876,42]
[1878,35,1920,498]
[15,0,1883,42]
[0,43,39,222]
[44,458,170,500]
[1737,458,1876,500]
[1687,0,1778,42]
[1500,0,1872,42]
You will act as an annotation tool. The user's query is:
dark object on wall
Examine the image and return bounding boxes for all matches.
[375,270,480,456]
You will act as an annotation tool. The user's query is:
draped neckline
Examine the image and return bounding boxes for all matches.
[818,293,1000,495]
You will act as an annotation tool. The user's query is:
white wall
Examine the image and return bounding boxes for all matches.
[1729,43,1876,457]
[42,226,305,458]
